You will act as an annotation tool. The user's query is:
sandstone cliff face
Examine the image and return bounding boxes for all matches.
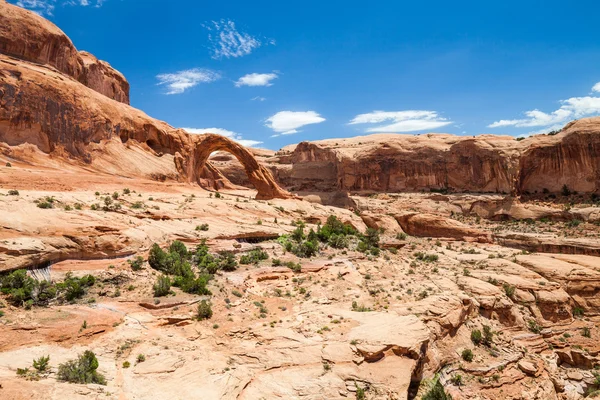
[269,125,600,195]
[0,2,290,200]
[79,51,130,104]
[0,0,129,104]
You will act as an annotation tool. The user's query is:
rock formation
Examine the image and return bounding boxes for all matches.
[265,123,600,196]
[0,0,291,200]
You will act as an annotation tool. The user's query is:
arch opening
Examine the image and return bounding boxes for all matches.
[189,134,292,200]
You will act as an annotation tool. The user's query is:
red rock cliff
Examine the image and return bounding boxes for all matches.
[0,1,291,200]
[0,0,129,104]
[268,125,600,195]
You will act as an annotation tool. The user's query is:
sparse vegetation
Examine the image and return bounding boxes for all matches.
[57,351,106,385]
[196,223,209,231]
[461,348,473,362]
[153,275,171,297]
[239,248,269,265]
[128,256,144,271]
[196,300,213,320]
[0,270,95,307]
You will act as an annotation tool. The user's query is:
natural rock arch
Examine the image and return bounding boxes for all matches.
[178,134,293,200]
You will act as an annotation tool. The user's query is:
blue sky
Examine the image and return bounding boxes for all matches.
[11,0,600,148]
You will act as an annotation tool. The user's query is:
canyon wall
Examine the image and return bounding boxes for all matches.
[266,124,600,195]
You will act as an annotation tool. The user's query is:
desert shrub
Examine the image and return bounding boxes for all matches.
[422,375,451,400]
[136,354,146,363]
[328,234,348,249]
[232,289,243,297]
[57,351,106,385]
[8,189,19,196]
[461,349,473,362]
[272,258,282,266]
[0,270,93,306]
[196,223,209,231]
[450,374,462,386]
[6,162,11,167]
[176,274,211,296]
[582,327,591,338]
[284,261,302,273]
[573,307,585,317]
[122,188,131,195]
[36,197,55,209]
[482,325,493,346]
[153,275,171,297]
[293,240,318,258]
[169,240,188,258]
[128,256,144,271]
[396,232,408,240]
[471,329,482,345]
[131,201,144,209]
[351,301,371,312]
[240,249,269,265]
[196,300,213,320]
[503,283,515,298]
[528,319,541,334]
[562,184,571,196]
[414,252,439,262]
[218,251,238,271]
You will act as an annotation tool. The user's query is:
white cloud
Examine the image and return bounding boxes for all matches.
[182,127,262,148]
[14,0,106,15]
[156,68,220,95]
[265,111,326,137]
[489,83,600,129]
[349,110,452,133]
[205,19,273,60]
[15,0,55,15]
[235,72,278,87]
[251,96,266,102]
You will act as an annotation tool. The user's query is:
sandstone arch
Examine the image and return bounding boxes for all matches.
[182,134,293,200]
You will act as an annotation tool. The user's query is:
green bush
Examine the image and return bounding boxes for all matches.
[153,275,171,297]
[414,252,439,262]
[0,270,93,307]
[240,249,269,265]
[422,375,451,400]
[197,300,213,320]
[196,223,209,231]
[461,349,473,362]
[218,251,238,271]
[57,351,106,385]
[471,329,482,345]
[128,256,144,271]
[503,283,515,298]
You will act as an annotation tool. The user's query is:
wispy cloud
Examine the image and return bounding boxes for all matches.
[13,0,106,15]
[182,127,262,148]
[156,68,220,95]
[251,96,266,102]
[266,111,326,137]
[204,19,274,59]
[15,0,55,15]
[235,72,278,87]
[349,110,452,132]
[489,82,600,130]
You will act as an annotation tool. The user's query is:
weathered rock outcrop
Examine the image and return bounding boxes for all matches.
[0,0,129,104]
[267,123,600,196]
[0,2,291,200]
